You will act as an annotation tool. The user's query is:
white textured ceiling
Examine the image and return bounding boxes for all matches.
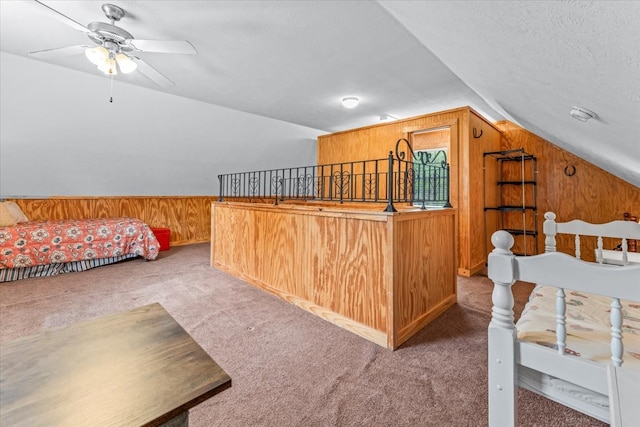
[1,0,639,187]
[380,0,640,187]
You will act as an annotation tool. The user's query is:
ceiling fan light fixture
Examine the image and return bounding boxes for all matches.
[342,97,359,109]
[30,1,197,89]
[97,57,118,75]
[116,53,137,74]
[85,46,109,66]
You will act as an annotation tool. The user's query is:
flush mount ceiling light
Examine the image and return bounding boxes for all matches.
[570,106,598,122]
[341,97,360,108]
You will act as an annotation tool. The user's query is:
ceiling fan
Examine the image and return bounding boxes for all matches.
[28,1,197,88]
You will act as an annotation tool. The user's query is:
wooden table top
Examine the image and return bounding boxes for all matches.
[0,303,231,427]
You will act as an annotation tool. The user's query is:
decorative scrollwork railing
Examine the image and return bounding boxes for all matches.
[218,139,451,212]
[395,137,448,167]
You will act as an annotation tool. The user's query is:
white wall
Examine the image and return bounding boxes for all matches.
[0,53,320,197]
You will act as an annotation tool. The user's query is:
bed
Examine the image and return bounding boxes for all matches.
[0,203,160,282]
[487,212,640,426]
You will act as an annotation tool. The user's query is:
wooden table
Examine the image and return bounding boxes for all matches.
[0,303,231,427]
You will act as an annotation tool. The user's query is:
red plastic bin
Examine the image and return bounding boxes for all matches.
[151,227,170,251]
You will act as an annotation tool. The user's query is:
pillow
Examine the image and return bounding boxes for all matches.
[2,201,29,223]
[0,203,17,227]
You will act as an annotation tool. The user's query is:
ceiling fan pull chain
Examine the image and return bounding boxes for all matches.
[109,74,114,103]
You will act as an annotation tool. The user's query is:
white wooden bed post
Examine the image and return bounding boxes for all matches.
[543,211,558,252]
[610,298,624,368]
[543,212,568,355]
[488,230,518,427]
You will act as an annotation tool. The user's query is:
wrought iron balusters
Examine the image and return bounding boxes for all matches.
[217,139,451,211]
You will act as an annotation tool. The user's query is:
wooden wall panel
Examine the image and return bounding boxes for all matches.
[465,112,502,275]
[393,212,456,340]
[7,196,215,246]
[211,206,246,269]
[316,107,503,277]
[211,202,456,349]
[314,215,387,328]
[412,129,450,150]
[212,203,388,331]
[317,128,374,166]
[483,159,501,261]
[260,209,315,302]
[495,121,640,260]
[317,107,468,167]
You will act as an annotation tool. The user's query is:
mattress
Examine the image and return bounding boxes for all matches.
[515,284,640,422]
[516,284,640,369]
[0,217,159,282]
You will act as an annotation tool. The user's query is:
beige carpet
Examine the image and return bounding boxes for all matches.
[456,267,536,321]
[0,244,605,427]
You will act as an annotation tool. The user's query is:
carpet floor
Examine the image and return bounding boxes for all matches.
[0,244,606,426]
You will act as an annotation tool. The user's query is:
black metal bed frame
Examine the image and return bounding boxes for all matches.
[218,139,451,212]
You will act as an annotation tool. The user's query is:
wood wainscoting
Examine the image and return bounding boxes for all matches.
[6,196,216,247]
[211,201,457,350]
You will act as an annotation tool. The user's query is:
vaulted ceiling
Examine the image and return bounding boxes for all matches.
[1,1,638,186]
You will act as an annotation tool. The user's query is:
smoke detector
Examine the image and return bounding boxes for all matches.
[570,106,598,122]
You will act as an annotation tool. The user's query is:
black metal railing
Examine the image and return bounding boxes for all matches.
[218,138,451,212]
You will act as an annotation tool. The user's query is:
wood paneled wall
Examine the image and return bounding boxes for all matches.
[495,121,640,260]
[7,196,216,246]
[463,111,502,275]
[392,210,457,345]
[317,107,501,276]
[211,202,456,349]
[318,108,466,164]
[317,108,640,272]
[412,129,450,150]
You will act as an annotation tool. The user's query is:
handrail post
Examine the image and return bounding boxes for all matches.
[280,170,285,202]
[420,165,427,210]
[385,151,397,212]
[274,170,279,206]
[443,163,452,208]
[218,175,224,202]
[339,163,344,204]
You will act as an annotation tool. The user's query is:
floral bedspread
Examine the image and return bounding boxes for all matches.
[517,284,640,369]
[0,218,159,269]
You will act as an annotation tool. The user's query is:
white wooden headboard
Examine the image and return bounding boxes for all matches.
[542,211,640,264]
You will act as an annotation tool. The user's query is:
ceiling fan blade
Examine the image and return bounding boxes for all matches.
[28,45,92,58]
[133,57,175,88]
[127,40,197,55]
[33,0,92,34]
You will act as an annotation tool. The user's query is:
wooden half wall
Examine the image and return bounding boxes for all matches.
[6,196,216,246]
[211,201,457,350]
